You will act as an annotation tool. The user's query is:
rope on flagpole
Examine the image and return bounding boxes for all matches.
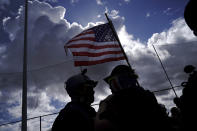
[152,44,178,98]
[104,13,140,87]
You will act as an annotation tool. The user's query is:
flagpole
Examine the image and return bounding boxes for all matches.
[105,13,132,68]
[152,44,178,98]
[105,13,140,86]
[22,0,28,130]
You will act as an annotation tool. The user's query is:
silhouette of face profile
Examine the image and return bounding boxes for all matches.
[108,77,121,94]
[108,74,138,94]
[80,83,95,104]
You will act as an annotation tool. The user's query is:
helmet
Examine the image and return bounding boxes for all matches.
[184,65,195,73]
[104,65,137,84]
[65,73,97,97]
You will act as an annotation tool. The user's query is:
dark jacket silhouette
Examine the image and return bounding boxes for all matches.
[174,65,197,131]
[52,101,96,131]
[52,72,97,131]
[95,65,171,131]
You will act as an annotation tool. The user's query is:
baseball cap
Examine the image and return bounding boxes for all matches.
[104,65,135,84]
[65,74,98,97]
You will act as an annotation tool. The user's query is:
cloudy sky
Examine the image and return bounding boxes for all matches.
[0,0,197,130]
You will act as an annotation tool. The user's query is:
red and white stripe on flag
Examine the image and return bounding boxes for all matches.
[64,23,125,66]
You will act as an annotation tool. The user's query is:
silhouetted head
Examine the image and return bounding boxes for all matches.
[184,0,197,36]
[184,65,195,73]
[104,65,138,93]
[65,71,97,104]
[104,65,137,83]
[170,107,180,117]
[173,97,181,108]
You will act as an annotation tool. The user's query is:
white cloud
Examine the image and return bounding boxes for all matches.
[0,0,83,126]
[28,92,56,117]
[163,8,172,15]
[8,103,21,119]
[105,8,120,18]
[0,124,21,131]
[147,18,196,45]
[117,17,197,109]
[111,10,119,17]
[105,9,125,31]
[124,0,130,3]
[70,0,79,4]
[96,0,103,5]
[104,6,108,14]
[44,0,58,3]
[1,0,76,72]
[146,12,150,17]
[2,17,20,41]
[1,1,123,128]
[97,14,101,18]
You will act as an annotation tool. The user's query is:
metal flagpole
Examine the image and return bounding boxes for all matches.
[152,44,178,98]
[105,13,132,69]
[22,0,28,130]
[105,13,140,86]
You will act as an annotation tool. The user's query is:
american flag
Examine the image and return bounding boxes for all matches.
[64,23,125,66]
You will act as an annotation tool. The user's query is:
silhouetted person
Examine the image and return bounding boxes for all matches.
[52,70,97,131]
[184,0,197,36]
[174,65,197,131]
[169,107,182,131]
[95,65,172,131]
